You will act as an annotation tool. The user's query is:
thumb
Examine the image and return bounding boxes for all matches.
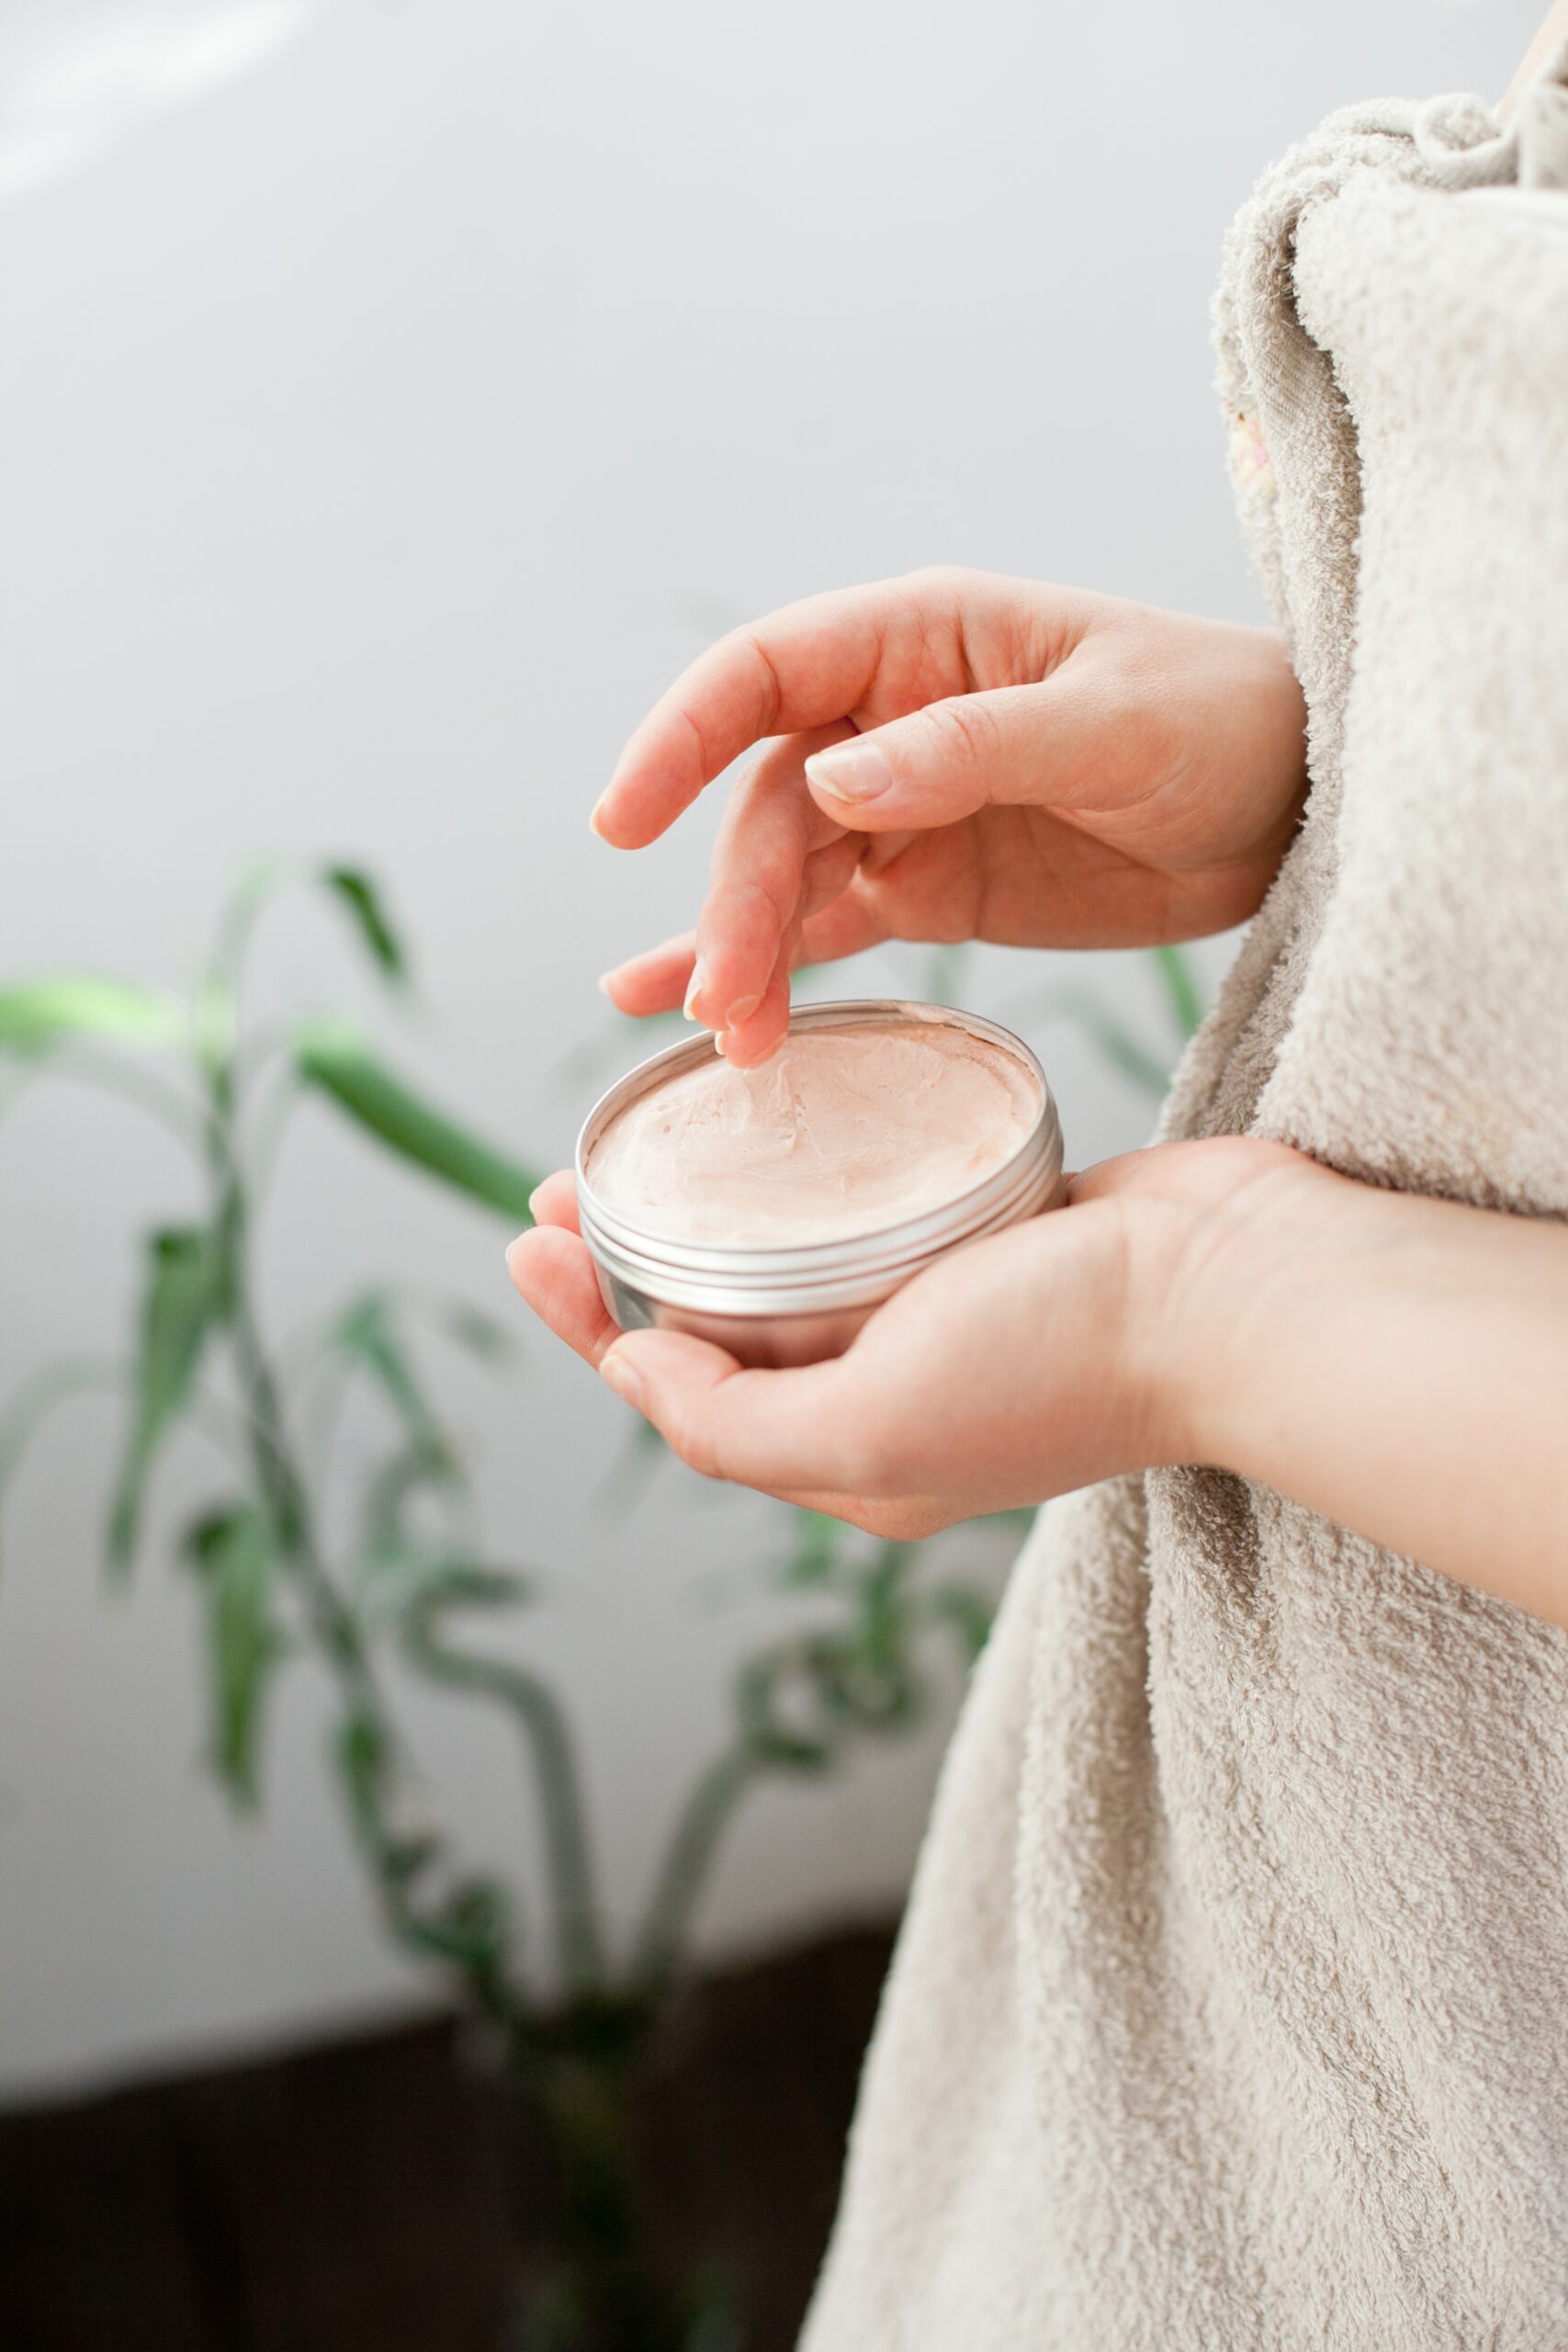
[801,676,1100,831]
[599,1329,861,1492]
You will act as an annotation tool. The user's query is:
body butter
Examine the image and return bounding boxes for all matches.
[585,1017,1040,1248]
[577,1001,1062,1367]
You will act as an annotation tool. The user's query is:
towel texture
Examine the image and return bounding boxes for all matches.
[801,58,1568,2352]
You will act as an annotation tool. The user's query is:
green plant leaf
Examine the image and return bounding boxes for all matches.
[400,1876,509,1971]
[735,1654,835,1771]
[295,1023,540,1221]
[336,1707,391,1849]
[321,866,409,986]
[436,1300,513,1362]
[362,1433,460,1553]
[0,977,186,1057]
[183,1504,284,1806]
[849,1555,907,1672]
[331,1293,439,1440]
[407,1562,531,1616]
[108,1226,231,1569]
[1150,944,1206,1043]
[356,1541,531,1630]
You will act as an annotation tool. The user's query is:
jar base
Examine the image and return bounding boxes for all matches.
[593,1262,873,1369]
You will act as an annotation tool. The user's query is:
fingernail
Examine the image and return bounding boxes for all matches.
[596,971,616,997]
[725,992,761,1028]
[805,741,892,803]
[713,1033,727,1056]
[589,794,613,839]
[682,960,708,1021]
[525,1184,546,1220]
[600,1351,645,1411]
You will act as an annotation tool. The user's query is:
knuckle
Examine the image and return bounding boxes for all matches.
[906,562,980,599]
[920,693,1001,776]
[721,871,793,941]
[737,628,784,735]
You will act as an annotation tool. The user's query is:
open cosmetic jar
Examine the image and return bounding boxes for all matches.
[575,1001,1064,1368]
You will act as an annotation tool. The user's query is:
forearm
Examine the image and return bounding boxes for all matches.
[1171,1171,1568,1629]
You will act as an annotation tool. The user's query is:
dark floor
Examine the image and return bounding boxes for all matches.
[0,1924,896,2352]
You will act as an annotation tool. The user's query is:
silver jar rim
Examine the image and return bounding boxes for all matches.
[575,1000,1064,1320]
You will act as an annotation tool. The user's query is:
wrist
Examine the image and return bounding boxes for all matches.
[1113,1140,1337,1477]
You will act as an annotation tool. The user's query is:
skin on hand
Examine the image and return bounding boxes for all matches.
[513,565,1568,1628]
[591,569,1307,1064]
[510,1151,1568,1633]
[506,1139,1315,1539]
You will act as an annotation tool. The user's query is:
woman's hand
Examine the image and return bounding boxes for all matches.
[593,570,1307,1065]
[507,1138,1320,1535]
[512,1144,1568,1637]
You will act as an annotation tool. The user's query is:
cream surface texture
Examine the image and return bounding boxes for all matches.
[586,1019,1038,1246]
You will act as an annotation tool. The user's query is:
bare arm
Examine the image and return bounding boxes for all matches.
[513,1139,1568,1636]
[1154,1160,1568,1629]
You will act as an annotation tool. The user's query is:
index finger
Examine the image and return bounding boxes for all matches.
[591,582,899,851]
[686,722,856,1052]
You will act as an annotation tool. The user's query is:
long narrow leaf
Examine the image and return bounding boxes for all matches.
[332,1293,439,1441]
[184,1505,284,1805]
[108,1227,231,1569]
[0,978,186,1056]
[435,1300,513,1363]
[362,1433,458,1554]
[321,867,409,986]
[295,1025,540,1221]
[356,1542,530,1631]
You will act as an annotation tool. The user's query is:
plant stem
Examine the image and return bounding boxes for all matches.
[402,1616,606,1994]
[630,1745,758,1995]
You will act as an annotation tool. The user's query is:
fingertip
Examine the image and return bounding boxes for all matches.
[804,740,894,815]
[682,959,710,1023]
[525,1169,582,1232]
[589,783,655,845]
[714,961,791,1068]
[719,1024,784,1069]
[598,1348,646,1412]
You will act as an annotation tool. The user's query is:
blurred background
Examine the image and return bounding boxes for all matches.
[0,3,1539,2346]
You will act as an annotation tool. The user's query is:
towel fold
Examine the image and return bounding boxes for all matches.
[802,51,1568,2352]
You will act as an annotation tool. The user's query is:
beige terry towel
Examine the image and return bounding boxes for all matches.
[802,57,1568,2352]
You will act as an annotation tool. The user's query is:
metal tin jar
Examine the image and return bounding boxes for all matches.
[575,1000,1064,1368]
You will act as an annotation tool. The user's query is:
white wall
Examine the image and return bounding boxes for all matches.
[0,0,1537,2100]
